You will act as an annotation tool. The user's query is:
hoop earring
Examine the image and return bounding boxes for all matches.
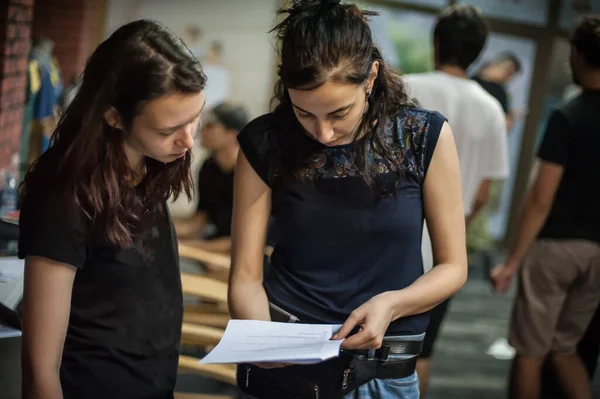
[363,88,372,114]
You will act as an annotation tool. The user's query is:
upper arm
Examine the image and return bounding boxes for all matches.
[423,122,467,267]
[18,194,87,372]
[230,150,271,283]
[530,161,564,208]
[22,257,76,372]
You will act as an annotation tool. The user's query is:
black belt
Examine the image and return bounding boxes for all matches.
[373,357,417,379]
[346,338,423,360]
[340,352,418,381]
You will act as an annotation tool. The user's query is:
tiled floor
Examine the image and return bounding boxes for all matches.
[177,261,600,398]
[428,269,600,399]
[427,273,514,398]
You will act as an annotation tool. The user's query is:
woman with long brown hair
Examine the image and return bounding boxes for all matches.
[229,1,467,398]
[18,20,206,399]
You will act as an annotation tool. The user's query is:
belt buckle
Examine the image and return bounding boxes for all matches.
[369,344,391,361]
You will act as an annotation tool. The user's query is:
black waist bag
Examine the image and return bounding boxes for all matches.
[236,352,416,399]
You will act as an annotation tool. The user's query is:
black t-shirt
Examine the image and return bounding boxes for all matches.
[473,76,509,114]
[238,107,445,335]
[197,158,234,238]
[537,90,600,245]
[18,192,183,399]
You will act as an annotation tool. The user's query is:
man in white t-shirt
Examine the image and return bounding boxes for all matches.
[402,5,509,397]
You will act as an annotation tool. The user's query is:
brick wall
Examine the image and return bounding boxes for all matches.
[0,0,33,175]
[32,0,104,86]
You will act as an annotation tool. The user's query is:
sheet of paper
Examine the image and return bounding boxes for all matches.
[0,257,24,283]
[200,320,343,364]
[0,323,21,339]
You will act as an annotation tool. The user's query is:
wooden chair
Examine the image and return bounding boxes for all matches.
[180,272,228,303]
[180,271,230,329]
[178,242,231,271]
[175,241,274,395]
[178,241,231,282]
[177,355,236,386]
[183,304,229,329]
[179,271,230,344]
[176,251,236,396]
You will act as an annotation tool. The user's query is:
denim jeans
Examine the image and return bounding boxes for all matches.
[343,371,420,399]
[239,371,420,399]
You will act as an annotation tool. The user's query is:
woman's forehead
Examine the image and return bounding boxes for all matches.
[140,91,205,128]
[288,80,360,112]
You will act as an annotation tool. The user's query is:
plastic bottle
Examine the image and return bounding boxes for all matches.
[0,171,17,217]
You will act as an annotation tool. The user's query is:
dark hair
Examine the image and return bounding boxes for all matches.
[494,52,522,73]
[434,5,489,70]
[271,0,415,191]
[571,15,600,68]
[21,20,207,248]
[211,102,249,132]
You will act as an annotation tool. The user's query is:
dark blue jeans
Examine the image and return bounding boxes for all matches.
[343,371,420,398]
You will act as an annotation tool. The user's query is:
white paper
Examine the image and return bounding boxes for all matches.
[200,320,343,364]
[0,324,21,339]
[0,257,24,283]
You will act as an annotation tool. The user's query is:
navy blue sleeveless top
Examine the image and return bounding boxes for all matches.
[238,107,446,335]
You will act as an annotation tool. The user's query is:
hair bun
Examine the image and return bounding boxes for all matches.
[292,0,340,8]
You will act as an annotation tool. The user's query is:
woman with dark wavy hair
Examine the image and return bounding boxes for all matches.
[228,1,467,398]
[18,20,206,399]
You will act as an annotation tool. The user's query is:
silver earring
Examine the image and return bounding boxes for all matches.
[366,88,372,98]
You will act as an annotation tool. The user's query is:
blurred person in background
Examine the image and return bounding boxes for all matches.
[174,101,248,254]
[472,52,522,131]
[206,40,224,65]
[229,0,468,397]
[18,20,206,399]
[467,52,523,277]
[402,5,509,397]
[184,25,204,59]
[491,15,600,399]
[542,83,598,399]
[543,305,600,398]
[167,41,230,223]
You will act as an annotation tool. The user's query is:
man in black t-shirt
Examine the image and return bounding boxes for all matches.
[491,16,600,399]
[472,52,521,130]
[174,102,248,254]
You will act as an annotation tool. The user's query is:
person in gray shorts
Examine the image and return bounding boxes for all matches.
[491,15,600,399]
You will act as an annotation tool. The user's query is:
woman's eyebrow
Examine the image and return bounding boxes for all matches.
[292,102,354,115]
